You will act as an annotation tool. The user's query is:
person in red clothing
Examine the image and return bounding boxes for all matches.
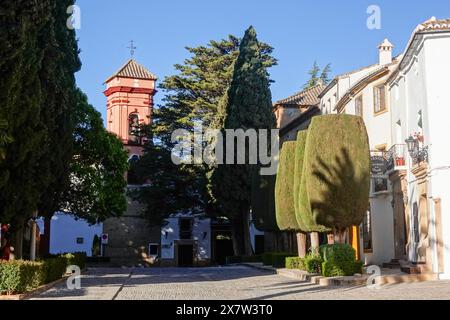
[0,224,11,261]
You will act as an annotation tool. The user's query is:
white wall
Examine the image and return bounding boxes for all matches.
[160,215,211,261]
[37,213,102,257]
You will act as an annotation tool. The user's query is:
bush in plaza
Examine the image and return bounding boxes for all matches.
[42,257,67,283]
[319,244,356,263]
[304,253,323,274]
[297,115,370,234]
[275,142,302,231]
[319,244,363,277]
[285,256,306,270]
[0,260,44,295]
[251,168,278,232]
[63,252,87,270]
[272,253,296,268]
[225,255,262,264]
[322,260,364,277]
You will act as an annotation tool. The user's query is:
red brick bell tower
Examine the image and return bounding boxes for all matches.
[104,59,157,156]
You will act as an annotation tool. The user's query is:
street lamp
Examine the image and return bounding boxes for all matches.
[405,135,417,157]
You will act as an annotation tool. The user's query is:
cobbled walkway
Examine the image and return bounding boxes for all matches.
[29,266,450,300]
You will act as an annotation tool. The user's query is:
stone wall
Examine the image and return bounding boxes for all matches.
[103,196,160,266]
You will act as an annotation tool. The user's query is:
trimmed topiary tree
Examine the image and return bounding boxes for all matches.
[251,168,278,232]
[297,114,370,241]
[275,142,301,231]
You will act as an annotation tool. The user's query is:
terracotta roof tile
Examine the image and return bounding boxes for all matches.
[106,59,157,82]
[274,83,326,107]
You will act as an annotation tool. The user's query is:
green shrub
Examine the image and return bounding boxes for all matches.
[262,252,273,266]
[322,260,363,277]
[225,255,262,264]
[297,115,370,232]
[304,253,323,274]
[62,252,87,270]
[42,257,67,283]
[0,260,44,295]
[285,257,305,270]
[319,244,356,263]
[271,253,296,268]
[318,244,363,277]
[275,142,301,231]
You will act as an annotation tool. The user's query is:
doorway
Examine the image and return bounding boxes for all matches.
[177,244,194,267]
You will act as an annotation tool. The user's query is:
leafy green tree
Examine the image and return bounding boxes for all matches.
[0,119,12,162]
[62,90,129,224]
[303,61,332,89]
[209,27,277,256]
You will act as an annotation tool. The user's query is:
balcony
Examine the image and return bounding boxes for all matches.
[386,144,407,172]
[370,144,406,194]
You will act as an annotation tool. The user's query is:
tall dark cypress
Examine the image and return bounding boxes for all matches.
[0,1,51,225]
[209,27,277,256]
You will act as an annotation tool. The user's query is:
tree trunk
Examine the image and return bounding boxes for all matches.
[13,224,24,260]
[231,216,245,256]
[242,210,254,256]
[296,232,307,258]
[310,232,319,254]
[30,211,38,261]
[41,215,51,256]
[327,233,335,245]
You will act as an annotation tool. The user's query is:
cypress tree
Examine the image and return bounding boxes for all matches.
[298,115,370,242]
[250,168,278,232]
[0,0,51,225]
[209,27,277,256]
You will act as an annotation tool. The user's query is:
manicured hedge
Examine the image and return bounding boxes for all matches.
[262,252,296,268]
[285,256,305,270]
[0,252,87,295]
[322,260,363,277]
[319,244,363,277]
[251,168,278,232]
[319,244,356,263]
[297,115,370,232]
[275,142,301,231]
[293,130,308,231]
[0,260,44,295]
[304,253,322,274]
[42,257,67,283]
[225,255,262,264]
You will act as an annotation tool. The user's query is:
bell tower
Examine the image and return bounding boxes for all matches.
[104,59,157,155]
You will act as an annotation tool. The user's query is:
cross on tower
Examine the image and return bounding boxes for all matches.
[127,40,137,58]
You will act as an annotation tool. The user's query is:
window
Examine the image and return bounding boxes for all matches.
[362,208,373,252]
[179,218,193,240]
[128,113,140,145]
[374,85,386,114]
[76,237,84,244]
[149,244,159,256]
[355,95,363,117]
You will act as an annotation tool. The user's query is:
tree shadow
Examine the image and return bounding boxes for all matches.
[310,147,370,231]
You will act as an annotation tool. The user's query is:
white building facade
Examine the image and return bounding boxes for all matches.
[387,17,450,278]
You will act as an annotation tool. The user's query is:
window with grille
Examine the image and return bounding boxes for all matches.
[362,208,373,252]
[355,95,363,117]
[374,85,386,114]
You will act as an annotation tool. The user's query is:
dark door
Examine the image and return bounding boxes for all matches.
[214,238,234,265]
[178,244,194,267]
[254,235,265,255]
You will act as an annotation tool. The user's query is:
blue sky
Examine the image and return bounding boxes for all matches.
[75,0,450,122]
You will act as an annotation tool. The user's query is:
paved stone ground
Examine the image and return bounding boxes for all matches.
[29,266,450,300]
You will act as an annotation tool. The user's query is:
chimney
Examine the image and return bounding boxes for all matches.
[378,38,394,66]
